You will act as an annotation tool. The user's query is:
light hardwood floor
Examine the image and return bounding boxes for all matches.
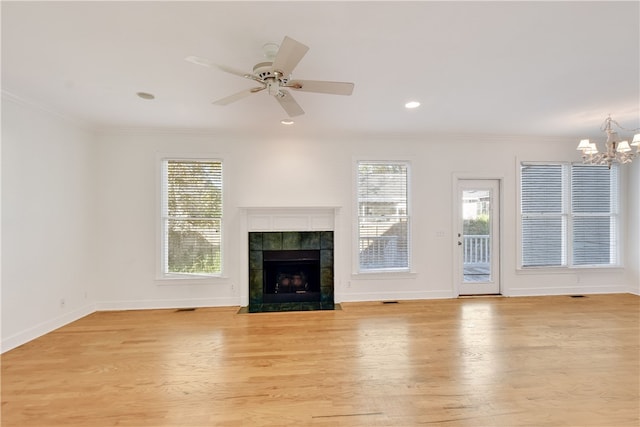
[2,294,639,427]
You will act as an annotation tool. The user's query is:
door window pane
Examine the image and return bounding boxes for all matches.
[462,190,491,282]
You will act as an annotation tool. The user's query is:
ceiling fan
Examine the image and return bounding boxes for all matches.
[185,36,354,117]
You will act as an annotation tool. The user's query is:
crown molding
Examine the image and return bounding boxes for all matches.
[2,89,95,133]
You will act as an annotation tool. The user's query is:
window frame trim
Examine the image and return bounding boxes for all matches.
[517,159,622,271]
[156,153,227,283]
[353,158,413,275]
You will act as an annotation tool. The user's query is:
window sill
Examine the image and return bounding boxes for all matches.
[156,274,228,286]
[516,265,624,275]
[351,271,417,280]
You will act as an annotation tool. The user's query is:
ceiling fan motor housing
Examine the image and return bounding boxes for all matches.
[252,62,289,85]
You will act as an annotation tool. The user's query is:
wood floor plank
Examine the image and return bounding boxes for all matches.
[2,294,638,426]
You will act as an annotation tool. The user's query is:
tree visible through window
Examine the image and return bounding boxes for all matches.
[162,159,223,276]
[357,161,410,271]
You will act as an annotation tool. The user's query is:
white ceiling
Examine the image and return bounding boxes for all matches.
[2,1,639,139]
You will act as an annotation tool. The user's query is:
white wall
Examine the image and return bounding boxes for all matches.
[2,97,635,351]
[1,94,97,351]
[628,160,640,295]
[94,130,630,309]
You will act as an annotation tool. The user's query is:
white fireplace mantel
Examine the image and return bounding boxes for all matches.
[238,206,341,307]
[240,206,340,232]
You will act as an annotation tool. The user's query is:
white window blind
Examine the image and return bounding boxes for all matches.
[520,163,618,268]
[162,160,223,276]
[357,161,410,271]
[571,164,618,266]
[521,164,566,267]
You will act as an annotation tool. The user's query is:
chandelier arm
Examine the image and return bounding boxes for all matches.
[599,116,639,133]
[609,117,620,129]
[578,114,638,167]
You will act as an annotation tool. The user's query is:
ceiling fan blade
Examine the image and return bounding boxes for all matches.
[212,87,265,106]
[286,80,354,96]
[185,55,216,68]
[271,36,309,77]
[276,90,305,117]
[215,64,253,79]
[185,56,254,79]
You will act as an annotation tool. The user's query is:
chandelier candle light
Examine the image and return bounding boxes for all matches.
[577,115,640,168]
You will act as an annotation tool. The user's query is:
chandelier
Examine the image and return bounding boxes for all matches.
[576,115,640,168]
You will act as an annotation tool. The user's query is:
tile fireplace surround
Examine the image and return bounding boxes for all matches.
[249,231,334,312]
[240,207,338,313]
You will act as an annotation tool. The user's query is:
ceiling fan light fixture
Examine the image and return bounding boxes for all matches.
[405,101,420,109]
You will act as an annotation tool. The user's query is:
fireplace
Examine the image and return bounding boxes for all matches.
[263,250,321,303]
[249,231,334,312]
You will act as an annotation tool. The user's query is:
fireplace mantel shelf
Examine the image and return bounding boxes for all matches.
[241,207,340,233]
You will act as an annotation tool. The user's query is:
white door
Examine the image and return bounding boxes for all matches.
[457,179,500,295]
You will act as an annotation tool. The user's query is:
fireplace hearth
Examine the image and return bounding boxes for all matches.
[249,231,334,312]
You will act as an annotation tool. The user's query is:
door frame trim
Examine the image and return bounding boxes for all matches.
[452,173,504,297]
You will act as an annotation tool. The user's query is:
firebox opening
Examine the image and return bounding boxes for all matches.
[263,250,321,303]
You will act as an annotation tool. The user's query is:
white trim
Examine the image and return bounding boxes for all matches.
[1,303,96,353]
[518,161,622,269]
[350,271,417,280]
[95,297,239,311]
[452,176,504,296]
[154,276,230,286]
[156,154,225,281]
[241,206,338,232]
[1,89,94,131]
[239,206,340,307]
[507,285,629,297]
[339,290,454,302]
[515,266,625,274]
[353,159,412,274]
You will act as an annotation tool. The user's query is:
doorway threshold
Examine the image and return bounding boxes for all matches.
[458,294,504,298]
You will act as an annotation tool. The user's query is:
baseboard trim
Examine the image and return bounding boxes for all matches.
[1,303,96,353]
[505,285,629,297]
[95,297,240,311]
[337,290,454,302]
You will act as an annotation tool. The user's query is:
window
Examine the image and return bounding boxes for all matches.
[357,161,410,271]
[520,162,619,268]
[161,159,223,276]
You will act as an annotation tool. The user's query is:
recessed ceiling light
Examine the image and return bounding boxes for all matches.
[281,119,294,125]
[405,101,420,109]
[137,92,155,100]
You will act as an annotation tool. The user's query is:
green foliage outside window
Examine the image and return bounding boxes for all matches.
[464,215,490,235]
[165,160,223,275]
